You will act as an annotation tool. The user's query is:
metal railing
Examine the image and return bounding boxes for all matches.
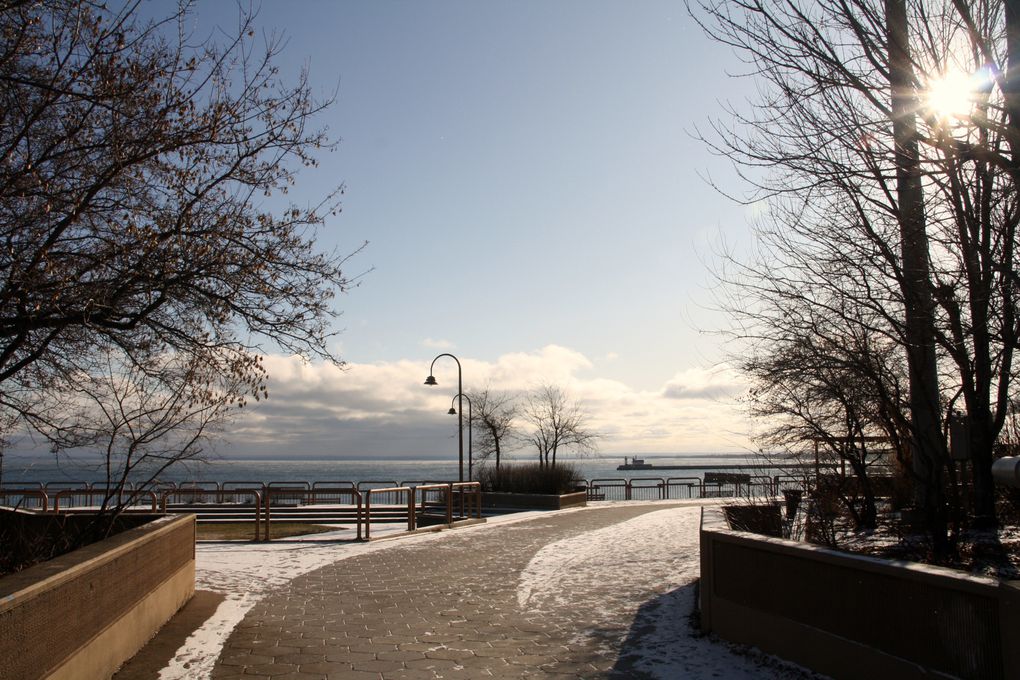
[451,481,483,519]
[0,488,49,511]
[7,474,811,543]
[585,476,807,501]
[364,486,413,539]
[356,481,401,505]
[52,488,158,512]
[162,488,264,541]
[262,487,363,542]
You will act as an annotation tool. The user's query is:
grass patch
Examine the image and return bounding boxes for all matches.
[196,522,340,540]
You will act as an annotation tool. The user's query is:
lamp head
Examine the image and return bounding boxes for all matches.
[447,407,457,415]
[424,375,438,386]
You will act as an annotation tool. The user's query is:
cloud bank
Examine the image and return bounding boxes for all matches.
[217,345,751,458]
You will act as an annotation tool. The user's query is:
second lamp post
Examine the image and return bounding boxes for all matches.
[448,393,473,482]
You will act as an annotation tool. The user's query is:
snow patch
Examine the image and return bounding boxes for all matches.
[517,507,820,679]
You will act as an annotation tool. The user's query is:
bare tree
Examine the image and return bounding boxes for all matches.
[0,2,359,473]
[743,293,912,530]
[520,385,598,468]
[58,349,235,534]
[468,387,517,471]
[691,0,1020,551]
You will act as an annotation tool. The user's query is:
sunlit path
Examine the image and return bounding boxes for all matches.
[154,503,820,679]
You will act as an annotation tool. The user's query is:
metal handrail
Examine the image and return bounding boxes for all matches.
[356,480,400,489]
[0,488,49,511]
[628,477,667,500]
[364,486,413,539]
[414,483,454,527]
[223,480,265,488]
[174,481,220,503]
[267,480,311,488]
[162,488,263,541]
[262,487,362,542]
[666,477,703,500]
[54,488,157,512]
[450,481,482,518]
[589,477,630,500]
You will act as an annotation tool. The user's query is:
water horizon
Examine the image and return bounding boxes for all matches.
[1,451,782,486]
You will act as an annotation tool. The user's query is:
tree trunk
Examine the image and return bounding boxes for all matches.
[848,455,878,530]
[886,0,949,553]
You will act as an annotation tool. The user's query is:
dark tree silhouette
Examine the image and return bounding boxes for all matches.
[520,385,598,468]
[468,388,517,472]
[0,1,359,496]
[693,0,1020,549]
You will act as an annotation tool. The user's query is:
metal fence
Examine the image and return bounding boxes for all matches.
[3,475,811,511]
[584,475,806,501]
[2,475,811,543]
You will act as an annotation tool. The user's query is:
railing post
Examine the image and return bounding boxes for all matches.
[446,484,453,525]
[408,489,415,532]
[355,490,363,541]
[365,490,372,540]
[626,480,632,501]
[253,490,262,542]
[264,491,272,542]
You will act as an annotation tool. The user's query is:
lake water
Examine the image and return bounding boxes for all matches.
[0,452,771,486]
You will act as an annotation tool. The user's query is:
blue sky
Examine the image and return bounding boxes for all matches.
[159,1,760,458]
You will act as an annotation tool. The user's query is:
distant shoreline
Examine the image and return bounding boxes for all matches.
[617,463,814,471]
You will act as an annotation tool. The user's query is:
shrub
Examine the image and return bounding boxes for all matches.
[477,463,583,495]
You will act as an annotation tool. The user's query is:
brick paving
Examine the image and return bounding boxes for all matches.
[208,504,693,679]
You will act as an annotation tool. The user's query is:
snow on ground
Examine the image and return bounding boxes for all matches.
[517,507,821,679]
[159,503,818,679]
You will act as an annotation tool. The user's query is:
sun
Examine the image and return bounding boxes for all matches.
[925,68,977,121]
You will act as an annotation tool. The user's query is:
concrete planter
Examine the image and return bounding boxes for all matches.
[700,505,1020,680]
[480,491,587,510]
[0,513,196,680]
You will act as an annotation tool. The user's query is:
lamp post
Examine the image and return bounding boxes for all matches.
[449,393,473,481]
[425,353,463,482]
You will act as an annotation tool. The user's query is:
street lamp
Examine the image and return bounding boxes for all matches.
[449,393,473,481]
[424,353,463,482]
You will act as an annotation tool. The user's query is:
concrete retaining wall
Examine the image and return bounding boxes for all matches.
[0,513,196,680]
[700,506,1020,680]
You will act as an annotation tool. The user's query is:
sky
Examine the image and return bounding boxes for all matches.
[135,1,761,460]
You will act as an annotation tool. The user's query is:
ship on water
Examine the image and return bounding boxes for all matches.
[617,457,653,470]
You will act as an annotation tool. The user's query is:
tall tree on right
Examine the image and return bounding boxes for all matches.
[692,0,1020,550]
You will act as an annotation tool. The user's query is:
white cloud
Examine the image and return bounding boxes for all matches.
[219,347,753,458]
[661,365,746,401]
[422,337,455,350]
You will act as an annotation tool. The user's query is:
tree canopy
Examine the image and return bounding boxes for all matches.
[0,1,358,483]
[693,0,1020,545]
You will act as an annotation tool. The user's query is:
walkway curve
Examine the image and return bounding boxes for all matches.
[201,503,817,679]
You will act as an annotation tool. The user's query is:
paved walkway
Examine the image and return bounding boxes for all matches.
[197,503,814,680]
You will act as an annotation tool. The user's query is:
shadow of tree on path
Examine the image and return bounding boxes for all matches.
[609,582,699,679]
[609,581,821,680]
